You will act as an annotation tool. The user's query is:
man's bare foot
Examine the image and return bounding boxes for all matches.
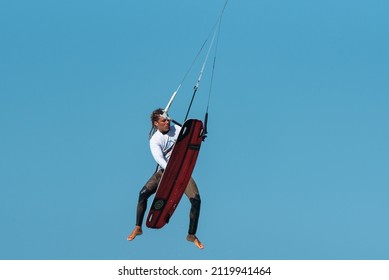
[127,226,143,241]
[187,234,204,249]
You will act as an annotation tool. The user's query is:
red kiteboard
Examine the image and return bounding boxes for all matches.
[146,119,205,229]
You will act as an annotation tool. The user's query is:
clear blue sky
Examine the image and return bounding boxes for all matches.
[1,0,388,260]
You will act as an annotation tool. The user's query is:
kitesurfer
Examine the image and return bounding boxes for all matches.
[127,108,204,249]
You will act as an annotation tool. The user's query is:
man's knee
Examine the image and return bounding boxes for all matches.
[190,194,201,209]
[138,186,152,202]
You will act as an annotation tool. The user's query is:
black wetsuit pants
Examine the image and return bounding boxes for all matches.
[135,170,201,235]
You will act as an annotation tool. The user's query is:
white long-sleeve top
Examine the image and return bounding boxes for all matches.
[149,124,181,170]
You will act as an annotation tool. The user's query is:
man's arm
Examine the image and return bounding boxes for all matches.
[150,141,168,170]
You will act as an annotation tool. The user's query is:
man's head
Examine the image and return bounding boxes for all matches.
[151,108,171,133]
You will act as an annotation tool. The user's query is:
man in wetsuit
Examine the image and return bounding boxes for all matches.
[127,108,204,249]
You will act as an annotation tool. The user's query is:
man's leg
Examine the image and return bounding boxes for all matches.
[185,178,204,249]
[127,170,162,241]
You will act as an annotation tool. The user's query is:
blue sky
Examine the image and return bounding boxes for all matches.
[1,0,388,260]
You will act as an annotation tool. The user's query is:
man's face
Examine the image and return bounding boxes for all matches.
[154,115,170,133]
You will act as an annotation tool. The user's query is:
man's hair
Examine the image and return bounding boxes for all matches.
[150,108,164,126]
